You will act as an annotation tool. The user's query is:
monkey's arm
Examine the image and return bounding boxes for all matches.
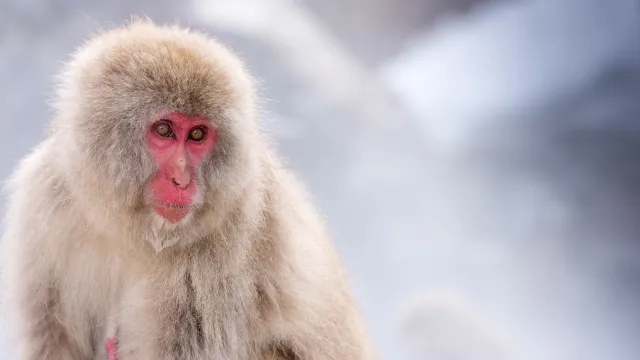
[264,240,377,360]
[2,231,91,360]
[260,168,377,360]
[13,270,88,359]
[270,273,376,360]
[1,147,93,360]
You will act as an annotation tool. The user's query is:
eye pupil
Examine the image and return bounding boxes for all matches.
[190,128,204,141]
[154,123,172,137]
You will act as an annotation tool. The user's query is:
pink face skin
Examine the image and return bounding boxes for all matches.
[146,112,216,223]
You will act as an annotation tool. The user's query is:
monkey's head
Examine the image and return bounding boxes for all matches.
[50,19,265,249]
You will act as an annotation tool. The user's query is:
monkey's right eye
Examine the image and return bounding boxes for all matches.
[154,122,173,138]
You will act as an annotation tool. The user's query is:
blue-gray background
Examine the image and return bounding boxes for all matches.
[1,0,639,359]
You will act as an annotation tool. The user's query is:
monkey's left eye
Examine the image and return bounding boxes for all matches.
[154,122,173,137]
[189,127,205,141]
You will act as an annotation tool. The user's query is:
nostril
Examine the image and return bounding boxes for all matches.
[172,177,190,190]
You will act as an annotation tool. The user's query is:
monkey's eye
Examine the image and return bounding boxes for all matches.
[154,122,173,138]
[189,127,205,141]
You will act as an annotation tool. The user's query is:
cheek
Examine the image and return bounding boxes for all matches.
[147,139,175,164]
[186,138,215,163]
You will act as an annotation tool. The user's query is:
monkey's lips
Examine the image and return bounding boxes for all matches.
[152,202,193,223]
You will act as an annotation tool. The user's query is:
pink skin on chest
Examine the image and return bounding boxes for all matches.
[105,336,117,360]
[146,112,216,223]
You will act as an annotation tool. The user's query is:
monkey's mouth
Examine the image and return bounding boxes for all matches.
[154,202,194,209]
[151,202,196,223]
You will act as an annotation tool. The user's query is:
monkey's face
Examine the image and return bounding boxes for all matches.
[52,21,262,242]
[145,112,216,224]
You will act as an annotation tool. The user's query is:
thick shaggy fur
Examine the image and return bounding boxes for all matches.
[1,19,376,360]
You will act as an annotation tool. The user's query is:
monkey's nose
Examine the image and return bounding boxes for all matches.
[171,176,190,189]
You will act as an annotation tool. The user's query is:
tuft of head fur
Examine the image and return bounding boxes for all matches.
[47,18,268,251]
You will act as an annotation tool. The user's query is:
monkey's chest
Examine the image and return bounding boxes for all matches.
[112,272,260,360]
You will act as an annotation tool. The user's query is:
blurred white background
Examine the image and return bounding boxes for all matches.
[1,0,639,359]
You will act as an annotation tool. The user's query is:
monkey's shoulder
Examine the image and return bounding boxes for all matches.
[3,139,84,253]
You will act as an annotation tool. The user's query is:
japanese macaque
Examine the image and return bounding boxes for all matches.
[0,19,376,360]
[397,290,521,360]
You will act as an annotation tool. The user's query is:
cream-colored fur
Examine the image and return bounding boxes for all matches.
[1,18,376,360]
